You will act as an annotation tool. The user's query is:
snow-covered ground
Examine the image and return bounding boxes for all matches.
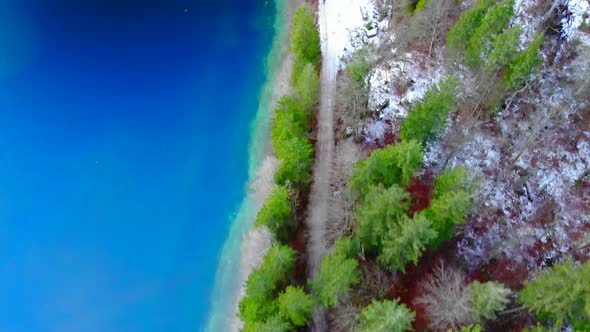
[354,0,590,275]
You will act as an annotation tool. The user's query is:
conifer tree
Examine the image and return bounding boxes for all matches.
[468,281,511,321]
[311,238,361,308]
[346,47,371,87]
[294,62,320,111]
[355,184,411,252]
[378,214,437,272]
[291,4,321,63]
[251,315,291,332]
[519,259,590,329]
[433,166,476,199]
[349,140,422,196]
[421,190,471,246]
[355,299,415,332]
[485,25,522,74]
[277,286,313,327]
[238,245,296,326]
[254,185,292,240]
[465,0,515,67]
[447,0,495,50]
[400,78,457,146]
[503,34,544,90]
[271,96,308,148]
[274,136,314,187]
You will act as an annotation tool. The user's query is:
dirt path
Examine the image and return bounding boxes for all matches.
[307,1,365,330]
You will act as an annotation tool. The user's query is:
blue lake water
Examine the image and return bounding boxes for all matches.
[0,0,276,331]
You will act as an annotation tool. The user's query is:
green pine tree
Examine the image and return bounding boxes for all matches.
[519,259,590,329]
[400,78,457,146]
[355,184,411,252]
[503,34,544,90]
[291,4,321,63]
[378,214,438,272]
[468,281,511,321]
[277,286,313,327]
[254,185,292,240]
[311,239,361,308]
[355,299,415,332]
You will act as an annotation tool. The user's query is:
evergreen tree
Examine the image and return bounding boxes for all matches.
[400,78,457,146]
[263,244,297,285]
[349,140,422,196]
[393,139,424,187]
[277,286,313,327]
[378,214,438,272]
[433,166,476,199]
[465,0,515,67]
[333,236,362,258]
[355,299,415,332]
[271,96,308,148]
[346,47,371,87]
[275,136,314,187]
[468,281,511,321]
[519,259,590,329]
[238,245,296,326]
[355,184,411,252]
[254,185,292,239]
[294,62,320,111]
[311,239,361,308]
[251,315,291,332]
[447,0,495,50]
[421,190,471,246]
[503,34,544,90]
[485,25,522,74]
[291,4,321,63]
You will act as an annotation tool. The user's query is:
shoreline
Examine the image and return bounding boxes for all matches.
[204,0,302,330]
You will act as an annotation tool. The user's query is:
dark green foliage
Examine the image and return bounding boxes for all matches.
[503,34,543,90]
[355,299,415,332]
[433,166,476,199]
[423,167,476,246]
[447,0,496,50]
[349,140,423,196]
[333,236,362,258]
[277,286,313,327]
[291,4,321,64]
[275,136,314,187]
[355,184,411,252]
[346,48,371,87]
[311,238,361,308]
[465,0,515,67]
[239,270,280,324]
[421,190,471,246]
[378,214,438,272]
[251,315,292,332]
[238,245,296,326]
[254,185,292,239]
[400,78,457,146]
[519,259,590,329]
[271,96,309,151]
[294,62,320,111]
[485,25,522,74]
[468,281,511,321]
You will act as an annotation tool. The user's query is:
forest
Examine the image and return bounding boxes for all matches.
[237,0,590,331]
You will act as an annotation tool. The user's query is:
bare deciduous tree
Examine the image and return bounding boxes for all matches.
[415,263,476,331]
[412,0,457,58]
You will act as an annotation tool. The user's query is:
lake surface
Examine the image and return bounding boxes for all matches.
[0,0,275,331]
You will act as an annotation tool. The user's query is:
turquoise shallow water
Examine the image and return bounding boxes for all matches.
[205,0,289,330]
[0,0,276,331]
